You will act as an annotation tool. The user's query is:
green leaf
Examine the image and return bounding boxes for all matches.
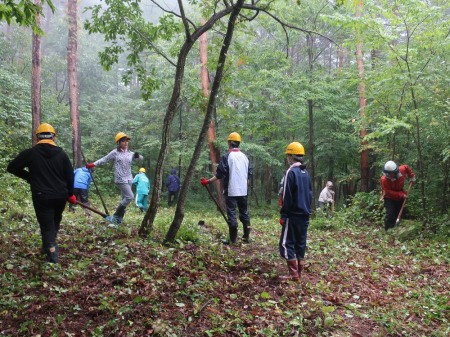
[322,306,336,314]
[324,316,334,327]
[260,291,271,299]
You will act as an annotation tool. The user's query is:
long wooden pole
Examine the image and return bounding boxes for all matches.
[395,181,413,227]
[76,200,107,218]
[204,184,228,223]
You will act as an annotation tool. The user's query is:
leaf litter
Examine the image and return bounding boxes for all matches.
[0,207,448,336]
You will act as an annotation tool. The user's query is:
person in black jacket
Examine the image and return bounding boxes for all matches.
[7,123,76,263]
[279,142,312,281]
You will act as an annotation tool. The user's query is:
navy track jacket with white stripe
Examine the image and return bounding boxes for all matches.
[280,162,312,218]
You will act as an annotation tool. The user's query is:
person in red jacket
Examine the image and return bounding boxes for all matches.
[381,161,415,231]
[7,123,76,263]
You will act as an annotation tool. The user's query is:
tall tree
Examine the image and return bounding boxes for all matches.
[31,0,43,145]
[164,0,246,242]
[355,0,369,192]
[138,2,244,238]
[306,32,316,209]
[67,0,81,167]
[200,18,225,210]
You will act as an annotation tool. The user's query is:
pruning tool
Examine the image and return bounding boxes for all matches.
[76,200,107,218]
[203,184,228,223]
[81,150,110,215]
[394,181,413,227]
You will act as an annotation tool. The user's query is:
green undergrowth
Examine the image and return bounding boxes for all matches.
[0,193,449,336]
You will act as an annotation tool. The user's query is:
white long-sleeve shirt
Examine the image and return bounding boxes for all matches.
[94,148,143,184]
[216,148,252,197]
[318,186,334,203]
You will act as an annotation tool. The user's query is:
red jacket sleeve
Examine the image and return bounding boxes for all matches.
[402,165,415,180]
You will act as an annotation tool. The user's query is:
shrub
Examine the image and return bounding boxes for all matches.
[342,191,384,226]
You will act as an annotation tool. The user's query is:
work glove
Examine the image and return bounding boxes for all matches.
[133,152,140,159]
[278,196,283,207]
[279,218,286,226]
[68,195,77,205]
[200,178,210,186]
[86,163,95,169]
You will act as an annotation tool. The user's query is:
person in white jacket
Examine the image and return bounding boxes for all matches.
[200,132,253,244]
[318,181,334,210]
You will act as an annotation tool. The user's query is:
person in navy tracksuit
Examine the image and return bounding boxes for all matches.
[200,132,253,244]
[279,142,312,281]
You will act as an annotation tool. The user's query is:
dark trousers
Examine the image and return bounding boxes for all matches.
[384,198,403,231]
[32,198,67,249]
[225,195,250,228]
[279,214,310,261]
[168,191,178,206]
[74,188,89,204]
[71,188,89,211]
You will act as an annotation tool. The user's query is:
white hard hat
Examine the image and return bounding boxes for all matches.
[383,161,398,173]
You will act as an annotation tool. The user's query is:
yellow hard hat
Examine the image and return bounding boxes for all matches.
[285,142,305,155]
[115,132,130,143]
[139,168,146,173]
[227,132,241,142]
[36,123,56,136]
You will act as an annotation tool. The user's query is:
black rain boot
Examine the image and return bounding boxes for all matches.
[114,205,127,224]
[45,244,59,264]
[242,223,251,243]
[106,205,126,228]
[222,226,238,245]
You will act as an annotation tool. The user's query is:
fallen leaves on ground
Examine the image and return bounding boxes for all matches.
[0,208,448,336]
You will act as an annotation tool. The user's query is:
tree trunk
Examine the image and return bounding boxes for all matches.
[163,0,245,243]
[200,18,225,210]
[356,1,369,192]
[264,164,271,204]
[306,34,316,211]
[31,0,42,146]
[139,3,239,238]
[67,0,81,167]
[139,41,193,238]
[412,101,426,212]
[442,161,449,214]
[338,47,344,71]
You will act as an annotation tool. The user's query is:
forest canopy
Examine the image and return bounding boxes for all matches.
[0,0,449,224]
